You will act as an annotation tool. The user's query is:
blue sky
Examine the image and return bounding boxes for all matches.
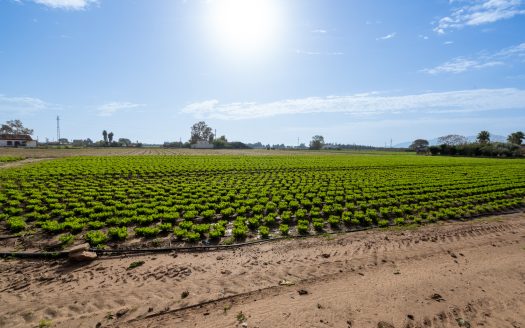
[1,0,524,146]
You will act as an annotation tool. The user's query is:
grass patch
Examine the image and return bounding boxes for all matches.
[127,261,145,270]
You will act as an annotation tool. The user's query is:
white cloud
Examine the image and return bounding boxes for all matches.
[32,0,97,10]
[311,29,327,34]
[376,32,396,40]
[181,88,525,120]
[423,57,503,74]
[423,42,525,74]
[435,0,525,34]
[443,41,454,45]
[97,102,144,117]
[0,94,50,115]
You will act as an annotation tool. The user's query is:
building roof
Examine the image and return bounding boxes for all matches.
[0,134,33,141]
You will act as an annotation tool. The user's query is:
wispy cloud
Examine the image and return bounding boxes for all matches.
[423,42,525,74]
[423,57,503,74]
[376,32,396,40]
[0,94,51,115]
[32,0,98,10]
[435,0,525,34]
[311,29,327,34]
[97,102,144,117]
[181,88,525,120]
[295,49,344,56]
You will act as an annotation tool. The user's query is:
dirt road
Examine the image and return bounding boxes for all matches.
[1,214,524,328]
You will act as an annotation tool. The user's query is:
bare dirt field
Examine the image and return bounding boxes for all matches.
[0,147,406,160]
[1,213,524,328]
[0,147,310,159]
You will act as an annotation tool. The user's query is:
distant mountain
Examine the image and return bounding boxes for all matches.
[394,135,507,148]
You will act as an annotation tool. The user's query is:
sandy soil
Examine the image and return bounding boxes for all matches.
[1,214,524,328]
[0,157,53,169]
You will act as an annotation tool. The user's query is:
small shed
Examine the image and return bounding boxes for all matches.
[0,134,37,148]
[191,141,214,149]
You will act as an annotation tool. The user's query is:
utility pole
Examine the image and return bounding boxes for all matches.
[56,116,61,143]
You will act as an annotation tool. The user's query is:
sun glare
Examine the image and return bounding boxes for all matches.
[206,0,283,57]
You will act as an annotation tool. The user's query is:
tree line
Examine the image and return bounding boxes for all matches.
[410,131,524,157]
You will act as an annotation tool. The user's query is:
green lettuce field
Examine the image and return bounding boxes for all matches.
[1,154,524,248]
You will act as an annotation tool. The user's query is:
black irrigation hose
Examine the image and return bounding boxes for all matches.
[0,209,522,260]
[0,251,68,259]
[91,225,375,256]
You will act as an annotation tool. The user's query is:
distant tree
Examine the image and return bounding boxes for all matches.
[213,135,228,148]
[477,130,490,144]
[0,119,33,135]
[437,134,467,146]
[409,139,429,153]
[108,132,114,144]
[309,135,325,150]
[118,138,132,146]
[190,121,214,144]
[507,131,524,145]
[102,130,108,145]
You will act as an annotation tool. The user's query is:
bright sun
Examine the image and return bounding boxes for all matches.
[206,0,283,57]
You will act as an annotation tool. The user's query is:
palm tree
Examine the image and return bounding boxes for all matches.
[102,130,108,145]
[477,130,490,144]
[507,131,524,145]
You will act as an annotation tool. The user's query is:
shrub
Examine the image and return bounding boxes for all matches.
[158,222,173,232]
[278,224,289,235]
[259,225,270,238]
[289,200,300,210]
[295,208,307,220]
[313,221,324,231]
[263,214,276,227]
[183,210,198,220]
[232,225,248,239]
[247,217,260,229]
[108,226,128,240]
[87,220,106,229]
[201,209,215,220]
[173,227,187,239]
[393,217,405,226]
[252,204,264,214]
[209,228,223,239]
[297,222,309,235]
[280,211,292,223]
[6,217,26,232]
[58,233,75,246]
[220,207,235,218]
[134,226,160,238]
[85,230,108,246]
[265,202,277,212]
[185,231,201,242]
[40,220,63,233]
[179,220,194,230]
[327,215,340,228]
[192,223,210,234]
[378,219,389,227]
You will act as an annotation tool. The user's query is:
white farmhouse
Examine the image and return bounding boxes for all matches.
[0,134,37,148]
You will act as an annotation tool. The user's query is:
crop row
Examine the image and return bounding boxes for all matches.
[0,155,524,247]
